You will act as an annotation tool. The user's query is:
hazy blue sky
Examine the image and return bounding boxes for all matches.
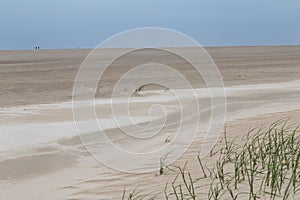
[0,0,299,50]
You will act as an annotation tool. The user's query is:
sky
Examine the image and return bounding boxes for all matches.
[0,0,299,50]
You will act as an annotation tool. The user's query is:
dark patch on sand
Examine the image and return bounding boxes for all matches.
[0,153,78,180]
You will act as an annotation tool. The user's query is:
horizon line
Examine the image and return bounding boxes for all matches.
[1,44,300,51]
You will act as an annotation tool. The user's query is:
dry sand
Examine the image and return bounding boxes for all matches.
[0,46,300,199]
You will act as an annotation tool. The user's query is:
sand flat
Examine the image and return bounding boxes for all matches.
[0,46,300,199]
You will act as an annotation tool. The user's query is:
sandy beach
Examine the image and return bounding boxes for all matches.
[1,46,300,199]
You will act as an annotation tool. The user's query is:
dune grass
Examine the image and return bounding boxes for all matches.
[122,120,300,200]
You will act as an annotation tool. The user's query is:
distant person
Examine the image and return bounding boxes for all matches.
[38,46,40,50]
[35,46,37,50]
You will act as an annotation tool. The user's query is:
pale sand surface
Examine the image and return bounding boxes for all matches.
[0,46,300,199]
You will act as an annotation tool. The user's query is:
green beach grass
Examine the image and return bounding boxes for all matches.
[122,120,300,200]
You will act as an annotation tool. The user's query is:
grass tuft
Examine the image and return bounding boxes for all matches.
[122,120,300,199]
